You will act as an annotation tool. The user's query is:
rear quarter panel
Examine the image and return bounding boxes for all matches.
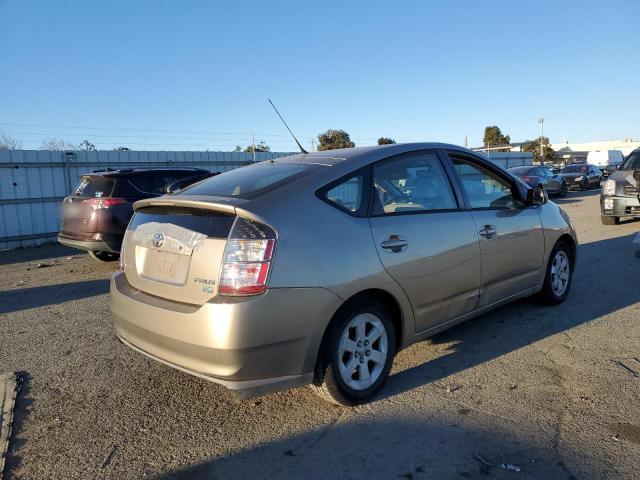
[241,186,416,348]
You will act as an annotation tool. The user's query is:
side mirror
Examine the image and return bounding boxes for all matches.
[528,187,547,206]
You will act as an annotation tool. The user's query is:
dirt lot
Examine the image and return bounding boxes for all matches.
[1,190,639,480]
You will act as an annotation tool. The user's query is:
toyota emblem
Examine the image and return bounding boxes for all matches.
[152,232,165,248]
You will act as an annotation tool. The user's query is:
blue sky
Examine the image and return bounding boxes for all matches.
[0,0,638,151]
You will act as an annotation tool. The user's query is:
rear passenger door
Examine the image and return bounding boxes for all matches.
[369,150,482,333]
[446,152,544,308]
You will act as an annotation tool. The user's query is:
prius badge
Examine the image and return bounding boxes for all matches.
[152,232,165,248]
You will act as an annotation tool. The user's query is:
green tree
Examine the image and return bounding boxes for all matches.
[113,146,130,151]
[78,140,96,151]
[244,141,270,153]
[483,125,511,148]
[317,129,355,151]
[522,136,554,164]
[377,137,396,145]
[234,145,242,152]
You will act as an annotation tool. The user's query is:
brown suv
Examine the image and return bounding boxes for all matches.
[58,168,214,261]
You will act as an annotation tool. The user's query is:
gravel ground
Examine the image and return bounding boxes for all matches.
[1,190,639,480]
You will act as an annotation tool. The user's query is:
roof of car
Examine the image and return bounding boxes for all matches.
[270,143,476,166]
[87,167,209,177]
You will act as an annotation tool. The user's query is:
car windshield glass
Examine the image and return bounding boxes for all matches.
[561,164,587,173]
[509,167,534,175]
[75,176,115,197]
[621,151,640,170]
[178,162,320,199]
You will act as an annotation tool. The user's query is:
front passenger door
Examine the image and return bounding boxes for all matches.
[447,153,545,308]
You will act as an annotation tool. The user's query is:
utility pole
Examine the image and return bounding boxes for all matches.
[311,139,315,152]
[251,133,256,163]
[538,117,544,163]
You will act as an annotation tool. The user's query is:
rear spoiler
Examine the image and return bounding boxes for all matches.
[133,195,243,215]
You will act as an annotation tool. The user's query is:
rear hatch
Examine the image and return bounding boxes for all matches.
[61,175,116,238]
[121,198,239,305]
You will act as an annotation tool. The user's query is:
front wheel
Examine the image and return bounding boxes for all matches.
[311,299,396,406]
[580,179,588,191]
[89,251,120,262]
[538,242,573,305]
[559,182,568,197]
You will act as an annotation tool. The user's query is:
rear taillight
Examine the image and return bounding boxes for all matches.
[521,176,531,182]
[82,197,126,209]
[219,218,277,296]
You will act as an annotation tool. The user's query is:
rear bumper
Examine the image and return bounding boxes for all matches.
[600,195,640,218]
[58,234,121,253]
[109,272,342,398]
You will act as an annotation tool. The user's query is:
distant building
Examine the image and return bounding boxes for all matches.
[551,139,639,165]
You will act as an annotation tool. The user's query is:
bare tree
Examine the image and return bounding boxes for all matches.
[0,133,22,150]
[41,138,76,150]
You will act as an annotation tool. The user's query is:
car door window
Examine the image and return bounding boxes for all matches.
[372,152,458,215]
[452,157,526,209]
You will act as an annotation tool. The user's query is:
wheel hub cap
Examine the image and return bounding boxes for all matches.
[550,250,570,296]
[337,313,388,391]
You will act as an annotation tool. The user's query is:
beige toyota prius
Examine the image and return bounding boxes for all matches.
[110,143,577,405]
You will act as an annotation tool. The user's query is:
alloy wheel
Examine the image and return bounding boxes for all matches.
[550,250,570,296]
[337,313,388,391]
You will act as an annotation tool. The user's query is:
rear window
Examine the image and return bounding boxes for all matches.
[561,164,587,173]
[75,176,115,197]
[509,167,534,175]
[129,207,236,239]
[178,163,319,199]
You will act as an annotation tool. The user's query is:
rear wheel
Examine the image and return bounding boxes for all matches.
[538,242,572,305]
[89,251,120,262]
[601,215,620,225]
[311,298,396,406]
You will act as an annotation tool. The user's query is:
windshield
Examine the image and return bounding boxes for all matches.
[621,150,640,170]
[561,164,587,173]
[178,162,320,199]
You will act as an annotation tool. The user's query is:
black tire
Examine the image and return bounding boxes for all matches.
[601,215,620,225]
[580,179,588,191]
[311,298,396,406]
[89,251,120,262]
[559,182,568,197]
[537,241,573,305]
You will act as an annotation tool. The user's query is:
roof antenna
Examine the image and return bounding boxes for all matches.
[268,98,308,154]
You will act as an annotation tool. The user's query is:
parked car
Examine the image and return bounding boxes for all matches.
[600,148,640,225]
[509,165,567,197]
[558,163,602,190]
[587,149,624,174]
[58,168,214,261]
[110,143,577,405]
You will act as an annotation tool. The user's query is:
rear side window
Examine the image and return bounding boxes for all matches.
[129,174,155,193]
[325,175,363,212]
[153,172,192,194]
[75,176,115,197]
[179,163,319,199]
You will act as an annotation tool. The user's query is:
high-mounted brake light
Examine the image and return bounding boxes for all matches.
[219,218,277,296]
[82,197,126,210]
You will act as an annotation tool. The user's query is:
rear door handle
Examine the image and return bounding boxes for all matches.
[478,225,497,238]
[381,235,408,252]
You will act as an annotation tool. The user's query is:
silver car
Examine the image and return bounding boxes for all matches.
[110,143,577,405]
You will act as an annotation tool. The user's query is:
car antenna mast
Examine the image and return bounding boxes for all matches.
[268,98,308,154]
